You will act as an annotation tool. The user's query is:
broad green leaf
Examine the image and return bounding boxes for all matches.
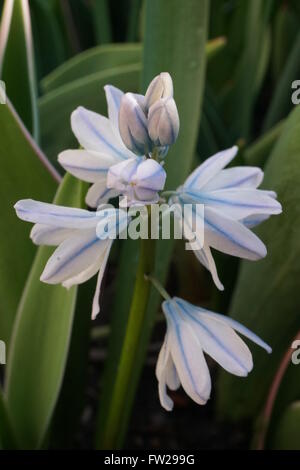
[263,32,300,132]
[217,105,300,421]
[41,43,142,93]
[5,174,83,449]
[0,0,39,139]
[244,120,285,168]
[96,0,209,448]
[0,99,59,346]
[39,63,141,166]
[270,402,300,450]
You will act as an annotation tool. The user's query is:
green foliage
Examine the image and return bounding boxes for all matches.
[5,174,84,449]
[0,100,58,346]
[217,105,300,421]
[0,0,39,139]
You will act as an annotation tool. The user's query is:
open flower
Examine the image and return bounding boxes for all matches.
[107,157,166,206]
[169,146,282,290]
[58,85,139,208]
[156,296,271,411]
[14,200,129,319]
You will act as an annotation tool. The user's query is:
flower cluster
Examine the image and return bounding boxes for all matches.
[14,72,282,410]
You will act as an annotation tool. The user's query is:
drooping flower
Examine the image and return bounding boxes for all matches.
[107,157,166,206]
[169,146,282,290]
[14,200,129,319]
[58,85,139,208]
[156,296,271,411]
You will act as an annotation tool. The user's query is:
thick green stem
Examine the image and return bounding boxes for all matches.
[98,234,155,449]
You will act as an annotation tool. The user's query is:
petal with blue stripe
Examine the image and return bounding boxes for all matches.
[58,149,118,183]
[163,301,211,405]
[184,146,238,190]
[15,199,100,229]
[202,166,263,191]
[40,229,108,284]
[30,224,75,246]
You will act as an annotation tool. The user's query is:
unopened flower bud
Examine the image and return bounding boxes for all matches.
[118,93,151,156]
[148,97,180,147]
[144,72,173,111]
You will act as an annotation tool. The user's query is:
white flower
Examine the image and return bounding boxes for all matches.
[14,200,129,319]
[156,297,272,411]
[107,157,166,206]
[58,85,139,208]
[170,146,282,290]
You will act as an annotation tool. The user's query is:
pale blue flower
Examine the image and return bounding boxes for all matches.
[58,85,138,208]
[107,157,166,206]
[156,296,271,411]
[14,200,128,319]
[170,146,282,290]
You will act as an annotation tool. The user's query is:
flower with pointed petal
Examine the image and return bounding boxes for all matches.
[144,72,173,111]
[156,296,271,411]
[107,157,166,206]
[148,97,180,148]
[14,200,129,319]
[169,146,282,290]
[58,85,139,208]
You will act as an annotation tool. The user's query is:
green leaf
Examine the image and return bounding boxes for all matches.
[39,63,141,166]
[0,0,39,139]
[5,174,83,449]
[263,32,300,132]
[91,0,112,45]
[217,104,300,421]
[96,0,209,448]
[0,99,59,346]
[41,43,142,94]
[270,402,300,450]
[0,389,17,449]
[244,120,285,168]
[30,0,67,80]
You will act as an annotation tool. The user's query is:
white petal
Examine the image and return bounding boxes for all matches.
[158,378,174,411]
[71,106,130,160]
[104,84,124,131]
[148,97,179,146]
[15,199,100,229]
[107,158,140,189]
[198,188,282,220]
[62,241,110,288]
[144,72,173,110]
[30,224,75,246]
[207,312,272,353]
[118,93,151,155]
[135,159,166,190]
[174,298,252,376]
[58,149,118,183]
[91,240,113,319]
[85,182,119,208]
[202,167,264,191]
[163,301,211,405]
[203,206,267,260]
[193,243,224,291]
[40,229,107,284]
[242,213,271,228]
[184,146,238,190]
